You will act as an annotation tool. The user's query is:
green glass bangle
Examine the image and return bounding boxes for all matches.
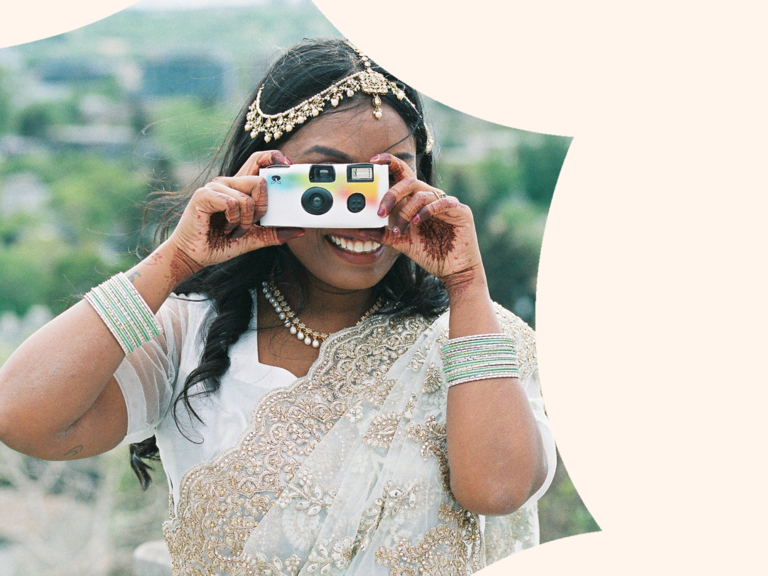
[440,333,519,387]
[84,272,161,355]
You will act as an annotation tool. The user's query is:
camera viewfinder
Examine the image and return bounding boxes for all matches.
[309,165,336,183]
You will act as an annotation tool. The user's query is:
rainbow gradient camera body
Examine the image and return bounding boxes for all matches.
[260,163,389,228]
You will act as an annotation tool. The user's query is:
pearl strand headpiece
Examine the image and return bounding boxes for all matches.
[244,42,434,153]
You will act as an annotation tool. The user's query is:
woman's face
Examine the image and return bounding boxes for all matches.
[276,100,416,293]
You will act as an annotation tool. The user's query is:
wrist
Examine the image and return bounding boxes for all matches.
[441,265,489,302]
[136,241,200,298]
[157,239,203,284]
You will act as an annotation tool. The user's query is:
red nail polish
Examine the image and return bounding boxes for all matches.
[371,155,380,162]
[412,214,420,224]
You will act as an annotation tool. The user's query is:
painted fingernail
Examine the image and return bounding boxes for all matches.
[412,214,421,224]
[283,156,292,165]
[377,205,386,217]
[392,227,400,237]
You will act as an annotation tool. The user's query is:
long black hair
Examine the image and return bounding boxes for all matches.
[130,37,448,488]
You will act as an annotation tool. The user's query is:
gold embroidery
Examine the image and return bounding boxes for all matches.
[363,411,402,448]
[163,313,429,576]
[406,347,428,372]
[483,504,538,564]
[367,378,398,408]
[406,416,447,461]
[355,481,420,553]
[421,363,443,394]
[275,469,337,516]
[375,503,483,576]
[493,302,537,384]
[161,304,540,575]
[250,552,301,576]
[306,537,355,573]
[405,416,450,492]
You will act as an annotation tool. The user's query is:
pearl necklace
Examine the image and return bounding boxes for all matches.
[261,282,383,348]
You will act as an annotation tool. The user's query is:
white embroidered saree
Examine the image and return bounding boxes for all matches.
[158,303,553,576]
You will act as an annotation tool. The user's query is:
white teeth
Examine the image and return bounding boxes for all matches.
[328,235,380,254]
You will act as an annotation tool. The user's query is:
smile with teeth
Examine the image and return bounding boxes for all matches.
[328,235,381,254]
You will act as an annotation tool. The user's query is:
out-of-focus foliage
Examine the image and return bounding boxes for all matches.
[0,153,146,314]
[0,68,11,135]
[146,98,235,164]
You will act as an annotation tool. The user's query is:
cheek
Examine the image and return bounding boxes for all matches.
[286,232,326,261]
[379,246,401,270]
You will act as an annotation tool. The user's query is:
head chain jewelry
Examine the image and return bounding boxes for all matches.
[244,41,434,154]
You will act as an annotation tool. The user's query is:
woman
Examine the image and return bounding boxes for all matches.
[0,38,556,574]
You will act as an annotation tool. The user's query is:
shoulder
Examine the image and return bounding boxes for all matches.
[165,292,214,315]
[157,292,218,338]
[492,303,537,381]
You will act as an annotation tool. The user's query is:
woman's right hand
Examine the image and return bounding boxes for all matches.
[168,150,305,275]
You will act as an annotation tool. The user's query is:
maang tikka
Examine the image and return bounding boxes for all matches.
[244,42,434,154]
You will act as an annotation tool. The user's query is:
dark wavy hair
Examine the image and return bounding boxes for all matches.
[130,37,448,488]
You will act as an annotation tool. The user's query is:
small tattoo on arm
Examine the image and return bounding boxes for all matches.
[127,271,142,283]
[64,445,84,458]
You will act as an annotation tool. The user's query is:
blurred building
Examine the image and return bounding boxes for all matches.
[0,172,50,217]
[140,52,234,104]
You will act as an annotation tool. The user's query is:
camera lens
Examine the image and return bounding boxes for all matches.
[301,187,333,215]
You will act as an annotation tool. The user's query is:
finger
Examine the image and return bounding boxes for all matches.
[357,226,411,252]
[210,176,268,220]
[238,225,305,249]
[234,150,291,177]
[206,182,257,238]
[192,187,242,233]
[412,196,464,224]
[370,153,416,183]
[377,176,427,218]
[391,191,438,235]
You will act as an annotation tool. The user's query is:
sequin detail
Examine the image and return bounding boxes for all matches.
[163,313,429,575]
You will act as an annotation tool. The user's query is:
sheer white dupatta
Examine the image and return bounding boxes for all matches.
[163,305,546,575]
[241,306,542,576]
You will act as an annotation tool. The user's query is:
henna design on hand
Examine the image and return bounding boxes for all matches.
[419,219,457,263]
[207,212,230,251]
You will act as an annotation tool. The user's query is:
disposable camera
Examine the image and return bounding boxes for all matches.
[260,163,389,228]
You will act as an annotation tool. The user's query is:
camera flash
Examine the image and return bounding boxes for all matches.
[350,167,373,180]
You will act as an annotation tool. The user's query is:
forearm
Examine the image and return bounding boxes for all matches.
[444,267,548,515]
[0,240,194,450]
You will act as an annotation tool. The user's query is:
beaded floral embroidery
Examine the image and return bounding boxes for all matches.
[161,305,540,575]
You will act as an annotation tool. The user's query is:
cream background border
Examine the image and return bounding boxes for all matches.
[2,1,766,574]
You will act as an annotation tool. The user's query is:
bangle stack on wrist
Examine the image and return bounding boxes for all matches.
[84,272,161,355]
[441,333,519,387]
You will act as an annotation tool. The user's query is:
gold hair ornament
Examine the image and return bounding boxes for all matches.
[244,43,434,154]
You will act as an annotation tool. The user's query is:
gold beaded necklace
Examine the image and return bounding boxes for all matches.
[261,282,383,348]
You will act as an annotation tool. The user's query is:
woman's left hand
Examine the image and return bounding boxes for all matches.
[361,153,484,290]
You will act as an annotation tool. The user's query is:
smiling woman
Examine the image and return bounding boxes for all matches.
[0,37,556,575]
